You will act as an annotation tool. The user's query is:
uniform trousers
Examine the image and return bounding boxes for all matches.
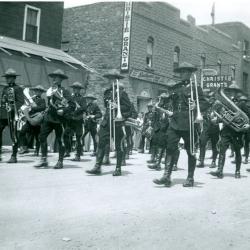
[39,121,65,162]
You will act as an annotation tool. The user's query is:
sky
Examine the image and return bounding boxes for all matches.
[63,0,250,27]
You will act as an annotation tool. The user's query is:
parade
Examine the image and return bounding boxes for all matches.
[1,1,250,249]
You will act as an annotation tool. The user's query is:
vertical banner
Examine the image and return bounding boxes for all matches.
[120,2,132,72]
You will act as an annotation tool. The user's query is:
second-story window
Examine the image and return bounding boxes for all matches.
[23,5,41,43]
[146,37,154,68]
[173,46,180,70]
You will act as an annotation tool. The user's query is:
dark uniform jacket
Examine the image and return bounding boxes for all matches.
[85,102,102,129]
[45,86,75,123]
[29,96,46,116]
[0,84,24,119]
[71,93,87,121]
[169,80,207,131]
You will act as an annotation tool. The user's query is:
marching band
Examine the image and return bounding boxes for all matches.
[1,63,250,187]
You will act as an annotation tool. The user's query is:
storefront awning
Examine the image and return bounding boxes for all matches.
[0,35,96,73]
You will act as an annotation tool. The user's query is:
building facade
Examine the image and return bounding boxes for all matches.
[63,2,242,112]
[0,2,92,144]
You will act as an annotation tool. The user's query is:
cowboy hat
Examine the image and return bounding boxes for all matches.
[173,62,197,73]
[2,68,19,77]
[48,69,68,79]
[30,85,46,92]
[69,81,85,89]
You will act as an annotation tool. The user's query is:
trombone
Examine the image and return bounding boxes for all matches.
[189,73,203,156]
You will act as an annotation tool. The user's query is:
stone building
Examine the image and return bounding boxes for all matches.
[63,2,242,112]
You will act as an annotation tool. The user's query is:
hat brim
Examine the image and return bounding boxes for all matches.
[85,96,97,100]
[2,73,19,77]
[70,85,85,89]
[103,73,124,79]
[48,73,68,79]
[173,67,197,73]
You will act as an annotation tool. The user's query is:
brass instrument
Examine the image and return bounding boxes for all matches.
[189,74,203,156]
[46,87,69,109]
[20,88,44,126]
[212,88,249,132]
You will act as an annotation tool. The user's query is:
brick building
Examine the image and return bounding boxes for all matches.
[63,2,242,112]
[0,2,92,144]
[213,22,250,95]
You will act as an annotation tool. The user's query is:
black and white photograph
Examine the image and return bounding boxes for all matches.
[1,0,250,249]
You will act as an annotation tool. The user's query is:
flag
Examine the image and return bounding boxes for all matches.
[211,2,215,25]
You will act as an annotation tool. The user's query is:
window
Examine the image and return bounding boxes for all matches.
[23,5,41,43]
[243,72,248,92]
[243,40,249,56]
[146,37,154,68]
[173,46,180,70]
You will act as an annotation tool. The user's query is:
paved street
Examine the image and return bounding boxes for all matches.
[1,147,250,250]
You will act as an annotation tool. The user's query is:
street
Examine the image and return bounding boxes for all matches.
[1,147,250,250]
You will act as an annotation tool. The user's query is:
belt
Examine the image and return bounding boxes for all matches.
[176,104,189,112]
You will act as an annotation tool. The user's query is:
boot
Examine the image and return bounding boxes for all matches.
[90,152,96,157]
[86,164,101,175]
[243,158,248,164]
[113,166,122,176]
[64,151,70,158]
[153,155,172,187]
[210,160,217,168]
[183,177,194,187]
[71,155,81,162]
[148,162,161,171]
[54,160,63,169]
[19,146,29,154]
[210,153,224,178]
[147,146,157,164]
[172,149,180,171]
[34,157,48,168]
[235,171,241,178]
[7,155,17,163]
[121,159,126,166]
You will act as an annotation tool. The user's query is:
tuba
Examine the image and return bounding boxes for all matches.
[20,88,45,126]
[212,88,250,132]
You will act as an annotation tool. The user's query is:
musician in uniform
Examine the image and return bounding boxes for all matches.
[153,62,206,187]
[0,68,24,163]
[197,92,220,168]
[148,92,172,171]
[19,85,47,156]
[63,82,87,161]
[138,102,154,154]
[34,69,75,169]
[82,95,102,156]
[86,69,132,176]
[211,87,250,178]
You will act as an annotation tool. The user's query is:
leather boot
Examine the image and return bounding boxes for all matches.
[34,157,48,168]
[153,155,172,187]
[113,166,122,176]
[196,159,204,168]
[54,160,63,169]
[148,148,163,171]
[243,158,248,164]
[86,164,101,175]
[7,155,17,163]
[172,149,180,171]
[210,153,224,178]
[235,157,241,178]
[64,151,70,158]
[147,146,157,164]
[183,154,196,187]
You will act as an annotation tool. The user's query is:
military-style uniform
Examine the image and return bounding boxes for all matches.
[19,92,46,155]
[148,94,171,171]
[0,68,24,163]
[64,82,87,161]
[197,103,220,168]
[211,95,250,178]
[82,99,102,155]
[139,105,154,153]
[86,81,132,176]
[153,62,206,187]
[34,69,75,169]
